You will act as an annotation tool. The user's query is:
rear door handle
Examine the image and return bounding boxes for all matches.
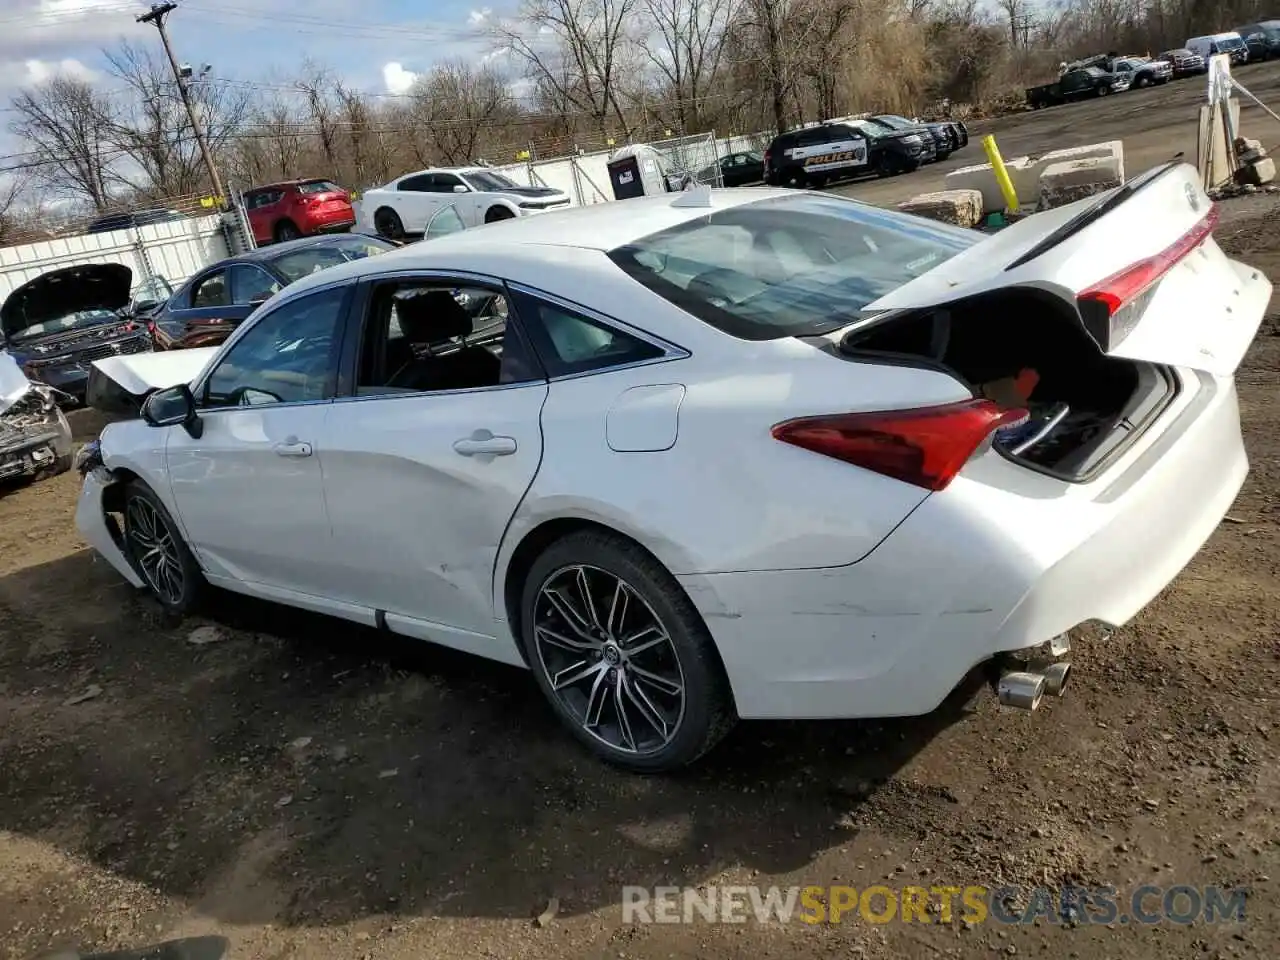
[273,439,313,458]
[453,430,517,457]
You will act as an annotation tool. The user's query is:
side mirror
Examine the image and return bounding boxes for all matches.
[452,184,469,194]
[142,383,202,438]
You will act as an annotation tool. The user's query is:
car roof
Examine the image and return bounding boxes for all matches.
[248,179,334,191]
[276,188,800,296]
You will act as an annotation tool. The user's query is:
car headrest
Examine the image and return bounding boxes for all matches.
[393,290,473,342]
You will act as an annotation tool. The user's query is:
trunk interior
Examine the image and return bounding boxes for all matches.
[838,289,1178,481]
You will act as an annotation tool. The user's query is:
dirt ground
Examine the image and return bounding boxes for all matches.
[2,68,1280,960]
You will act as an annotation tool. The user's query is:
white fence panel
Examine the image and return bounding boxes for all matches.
[0,214,229,301]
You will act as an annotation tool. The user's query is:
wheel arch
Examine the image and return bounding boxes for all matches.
[486,199,521,220]
[497,513,720,670]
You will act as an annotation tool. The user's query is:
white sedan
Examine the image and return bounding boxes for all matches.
[76,165,1267,771]
[355,166,571,240]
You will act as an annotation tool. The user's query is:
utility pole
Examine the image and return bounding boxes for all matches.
[137,2,226,204]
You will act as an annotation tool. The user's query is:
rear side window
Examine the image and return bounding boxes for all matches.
[607,193,975,341]
[510,291,664,377]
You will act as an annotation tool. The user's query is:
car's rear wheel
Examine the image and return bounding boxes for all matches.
[123,480,204,615]
[274,219,301,242]
[484,206,516,223]
[374,207,405,240]
[520,530,735,772]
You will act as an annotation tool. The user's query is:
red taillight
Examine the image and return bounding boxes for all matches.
[771,399,1028,492]
[1079,203,1219,316]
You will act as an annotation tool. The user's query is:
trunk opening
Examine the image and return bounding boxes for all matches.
[836,289,1179,481]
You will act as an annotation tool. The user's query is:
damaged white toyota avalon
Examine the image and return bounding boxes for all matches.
[75,162,1267,771]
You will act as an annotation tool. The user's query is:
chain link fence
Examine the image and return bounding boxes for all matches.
[647,132,724,188]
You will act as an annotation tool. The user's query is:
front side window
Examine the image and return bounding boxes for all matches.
[356,281,539,396]
[431,173,465,192]
[202,287,346,408]
[607,192,976,341]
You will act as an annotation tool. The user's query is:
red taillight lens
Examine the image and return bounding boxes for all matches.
[771,399,1028,492]
[1078,204,1219,317]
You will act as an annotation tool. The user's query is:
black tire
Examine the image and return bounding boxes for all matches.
[484,206,516,223]
[123,479,205,615]
[274,219,301,242]
[1097,85,1111,97]
[33,453,73,483]
[519,530,735,772]
[373,207,405,240]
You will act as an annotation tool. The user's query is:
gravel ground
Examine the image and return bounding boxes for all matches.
[1,68,1279,960]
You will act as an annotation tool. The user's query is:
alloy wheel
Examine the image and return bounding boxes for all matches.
[126,495,185,605]
[533,564,687,755]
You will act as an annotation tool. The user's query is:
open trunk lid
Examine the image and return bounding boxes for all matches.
[862,162,1269,377]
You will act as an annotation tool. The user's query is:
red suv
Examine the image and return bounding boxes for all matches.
[243,179,355,245]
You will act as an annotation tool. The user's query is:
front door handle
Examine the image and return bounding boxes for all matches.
[273,439,313,458]
[453,429,517,457]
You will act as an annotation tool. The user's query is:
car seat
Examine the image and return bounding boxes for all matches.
[388,290,501,391]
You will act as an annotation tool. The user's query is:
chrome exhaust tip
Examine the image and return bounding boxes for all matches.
[1042,661,1071,697]
[998,671,1046,711]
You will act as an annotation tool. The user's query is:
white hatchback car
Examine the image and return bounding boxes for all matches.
[78,165,1267,770]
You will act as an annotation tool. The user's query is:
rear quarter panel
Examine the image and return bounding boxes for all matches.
[501,339,972,586]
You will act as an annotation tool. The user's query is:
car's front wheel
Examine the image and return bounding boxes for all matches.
[485,206,516,223]
[123,480,204,615]
[520,530,735,771]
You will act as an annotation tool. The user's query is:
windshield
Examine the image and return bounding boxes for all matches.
[268,236,395,283]
[606,193,976,341]
[846,120,884,139]
[10,308,119,341]
[877,115,914,129]
[464,170,519,192]
[1218,36,1246,50]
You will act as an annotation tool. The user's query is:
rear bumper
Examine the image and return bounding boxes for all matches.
[680,369,1247,720]
[75,468,144,588]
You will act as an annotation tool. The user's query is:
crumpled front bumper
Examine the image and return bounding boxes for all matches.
[0,403,73,481]
[75,467,144,588]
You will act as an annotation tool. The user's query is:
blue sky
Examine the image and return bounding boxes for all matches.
[1,0,515,168]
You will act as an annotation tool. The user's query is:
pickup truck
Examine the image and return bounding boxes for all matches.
[1026,66,1130,108]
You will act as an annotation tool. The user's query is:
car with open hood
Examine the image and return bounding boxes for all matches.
[1,263,157,403]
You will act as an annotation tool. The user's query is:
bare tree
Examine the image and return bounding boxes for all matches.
[297,62,340,175]
[0,174,28,244]
[640,0,736,131]
[428,62,514,164]
[495,0,640,139]
[104,41,251,198]
[8,76,116,211]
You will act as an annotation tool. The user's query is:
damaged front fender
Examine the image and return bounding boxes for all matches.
[74,463,145,588]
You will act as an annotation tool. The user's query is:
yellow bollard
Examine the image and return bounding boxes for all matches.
[982,134,1020,215]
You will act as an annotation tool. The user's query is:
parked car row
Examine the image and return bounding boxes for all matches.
[1028,26,1278,109]
[762,112,969,189]
[0,207,476,413]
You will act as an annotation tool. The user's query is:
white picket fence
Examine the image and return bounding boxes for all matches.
[0,215,231,302]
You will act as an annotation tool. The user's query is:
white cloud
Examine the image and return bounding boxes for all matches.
[382,61,418,95]
[468,8,492,26]
[16,56,98,85]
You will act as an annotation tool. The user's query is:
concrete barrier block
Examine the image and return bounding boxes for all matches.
[944,140,1125,212]
[1237,157,1276,186]
[1036,156,1125,210]
[897,189,985,227]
